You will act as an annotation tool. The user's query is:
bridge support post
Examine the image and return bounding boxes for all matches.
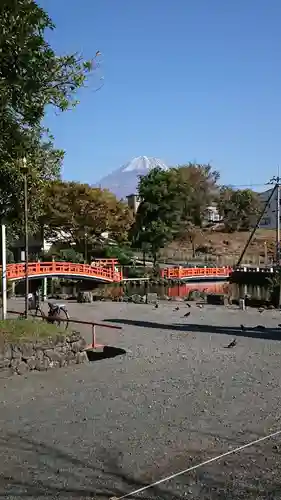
[43,277,47,302]
[11,282,15,297]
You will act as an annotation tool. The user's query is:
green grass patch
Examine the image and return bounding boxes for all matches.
[0,319,65,343]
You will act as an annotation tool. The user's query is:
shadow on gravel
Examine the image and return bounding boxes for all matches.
[0,433,279,499]
[0,433,182,499]
[103,318,281,342]
[86,346,126,362]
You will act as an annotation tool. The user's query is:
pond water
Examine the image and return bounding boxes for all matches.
[58,280,271,301]
[116,281,270,300]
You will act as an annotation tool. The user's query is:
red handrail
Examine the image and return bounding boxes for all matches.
[160,266,233,280]
[7,309,123,349]
[1,261,123,283]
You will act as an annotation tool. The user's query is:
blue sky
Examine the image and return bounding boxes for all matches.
[40,0,281,189]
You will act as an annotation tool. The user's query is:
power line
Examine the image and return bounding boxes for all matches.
[110,429,281,500]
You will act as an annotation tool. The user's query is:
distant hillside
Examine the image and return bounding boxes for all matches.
[161,229,275,266]
[96,156,168,199]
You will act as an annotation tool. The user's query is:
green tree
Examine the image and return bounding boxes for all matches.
[217,187,261,232]
[43,181,133,257]
[130,168,179,263]
[130,163,219,263]
[176,163,219,227]
[0,132,63,234]
[0,0,94,233]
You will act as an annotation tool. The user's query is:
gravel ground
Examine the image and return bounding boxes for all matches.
[1,300,281,499]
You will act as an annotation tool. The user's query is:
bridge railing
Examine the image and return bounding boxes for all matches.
[160,266,233,279]
[3,262,123,282]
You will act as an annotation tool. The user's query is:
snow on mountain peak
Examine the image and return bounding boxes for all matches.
[96,156,169,199]
[121,156,168,173]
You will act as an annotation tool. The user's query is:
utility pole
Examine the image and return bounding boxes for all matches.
[236,173,281,268]
[84,227,88,264]
[268,174,281,266]
[276,176,280,265]
[236,183,276,267]
[22,157,29,318]
[1,223,7,320]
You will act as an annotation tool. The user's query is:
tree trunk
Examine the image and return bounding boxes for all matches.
[192,241,196,258]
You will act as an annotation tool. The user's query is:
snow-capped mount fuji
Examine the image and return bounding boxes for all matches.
[96,156,168,199]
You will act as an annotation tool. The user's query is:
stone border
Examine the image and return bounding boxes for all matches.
[0,331,89,376]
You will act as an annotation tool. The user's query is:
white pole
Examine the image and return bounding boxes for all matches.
[1,224,7,320]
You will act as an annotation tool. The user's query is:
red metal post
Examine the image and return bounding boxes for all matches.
[92,324,96,348]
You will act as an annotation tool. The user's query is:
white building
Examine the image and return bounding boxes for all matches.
[258,187,279,229]
[205,204,222,223]
[10,226,110,261]
[126,194,141,215]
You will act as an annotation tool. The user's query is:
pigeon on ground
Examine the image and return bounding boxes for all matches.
[225,338,237,348]
[278,324,281,328]
[240,324,246,331]
[258,308,265,314]
[196,304,203,309]
[174,306,180,311]
[186,302,191,308]
[154,303,159,309]
[183,311,191,318]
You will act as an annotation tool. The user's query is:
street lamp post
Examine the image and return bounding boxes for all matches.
[22,157,29,318]
[1,223,7,320]
[84,227,88,264]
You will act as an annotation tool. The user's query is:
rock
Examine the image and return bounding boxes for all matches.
[0,358,11,369]
[129,294,143,304]
[26,357,37,370]
[144,293,158,304]
[59,355,66,367]
[57,345,68,354]
[71,341,81,353]
[187,289,204,301]
[71,339,87,353]
[206,293,229,305]
[21,343,34,360]
[54,334,67,346]
[65,350,75,365]
[1,344,12,360]
[35,358,50,371]
[10,358,20,372]
[44,349,63,363]
[11,345,22,359]
[67,331,81,343]
[75,351,89,364]
[77,291,93,303]
[59,294,69,300]
[16,361,29,375]
[1,332,88,376]
[40,337,55,349]
[35,349,44,361]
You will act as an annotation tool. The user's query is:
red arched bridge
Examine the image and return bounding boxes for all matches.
[1,261,233,283]
[3,260,123,283]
